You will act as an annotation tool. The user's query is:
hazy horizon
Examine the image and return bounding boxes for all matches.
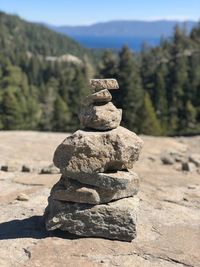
[49,18,199,27]
[0,0,199,26]
[0,10,199,28]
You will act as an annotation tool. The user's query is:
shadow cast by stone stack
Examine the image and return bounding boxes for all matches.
[0,216,78,240]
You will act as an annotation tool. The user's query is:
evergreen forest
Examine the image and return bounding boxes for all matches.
[0,12,200,135]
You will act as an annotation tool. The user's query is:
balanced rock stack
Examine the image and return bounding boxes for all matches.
[44,79,143,241]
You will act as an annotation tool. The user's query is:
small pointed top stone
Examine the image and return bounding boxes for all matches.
[90,79,119,91]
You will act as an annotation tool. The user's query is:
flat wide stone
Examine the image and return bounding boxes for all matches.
[83,89,112,105]
[79,102,122,130]
[53,126,143,174]
[90,79,119,91]
[51,173,139,204]
[45,196,139,241]
[64,170,138,190]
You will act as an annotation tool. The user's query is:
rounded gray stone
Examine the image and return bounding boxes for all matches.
[79,102,122,130]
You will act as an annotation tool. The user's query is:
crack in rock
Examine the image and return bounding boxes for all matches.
[141,253,195,267]
[23,248,31,260]
[70,251,195,267]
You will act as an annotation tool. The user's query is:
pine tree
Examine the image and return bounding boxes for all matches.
[185,100,196,130]
[67,66,90,130]
[26,85,41,129]
[153,63,169,133]
[168,26,189,133]
[140,48,156,96]
[140,92,162,136]
[52,96,71,131]
[40,78,58,130]
[83,54,95,80]
[118,46,143,132]
[99,50,118,78]
[1,87,24,129]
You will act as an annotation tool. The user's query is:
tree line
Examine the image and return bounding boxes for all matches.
[98,24,200,135]
[0,12,200,135]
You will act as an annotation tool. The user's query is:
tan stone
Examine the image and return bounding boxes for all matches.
[64,170,138,190]
[79,102,122,130]
[83,89,112,105]
[51,172,139,204]
[16,193,29,201]
[90,79,119,91]
[53,126,143,174]
[1,163,21,172]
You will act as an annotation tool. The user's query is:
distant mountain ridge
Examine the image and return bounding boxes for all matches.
[48,20,198,50]
[50,20,197,38]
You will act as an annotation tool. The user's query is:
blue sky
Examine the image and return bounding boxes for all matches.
[0,0,199,25]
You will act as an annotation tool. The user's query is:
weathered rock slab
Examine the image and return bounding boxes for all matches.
[51,173,139,204]
[45,196,139,241]
[64,170,138,190]
[83,89,112,105]
[53,126,143,174]
[79,102,122,130]
[90,78,119,91]
[189,153,200,167]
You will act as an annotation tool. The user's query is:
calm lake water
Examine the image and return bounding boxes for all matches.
[69,35,160,51]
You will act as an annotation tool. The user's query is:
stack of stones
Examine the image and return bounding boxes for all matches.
[44,79,143,241]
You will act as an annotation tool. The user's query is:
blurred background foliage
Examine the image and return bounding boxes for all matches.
[0,12,200,135]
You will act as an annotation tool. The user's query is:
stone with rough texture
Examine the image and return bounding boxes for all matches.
[22,164,39,173]
[16,193,29,201]
[189,153,200,167]
[45,196,139,241]
[182,162,196,172]
[83,89,112,105]
[51,173,139,204]
[53,126,143,174]
[40,164,60,174]
[64,170,138,190]
[161,149,185,164]
[1,164,21,172]
[79,102,122,130]
[90,79,119,91]
[160,154,175,165]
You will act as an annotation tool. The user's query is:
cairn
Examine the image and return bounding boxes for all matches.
[44,79,143,241]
